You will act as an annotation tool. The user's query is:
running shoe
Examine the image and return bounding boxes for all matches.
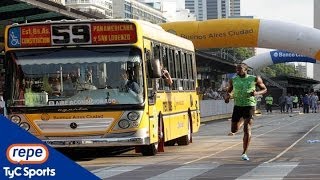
[228,132,235,136]
[241,154,250,161]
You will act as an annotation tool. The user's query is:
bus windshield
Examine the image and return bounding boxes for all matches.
[8,47,144,107]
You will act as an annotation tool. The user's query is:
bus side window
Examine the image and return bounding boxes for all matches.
[162,47,169,75]
[168,48,175,90]
[190,54,196,90]
[181,52,188,90]
[153,44,162,91]
[146,49,152,89]
[186,54,194,90]
[162,47,172,91]
[175,51,183,91]
[153,44,160,60]
[157,47,164,91]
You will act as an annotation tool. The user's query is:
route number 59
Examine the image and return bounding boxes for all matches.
[52,24,91,45]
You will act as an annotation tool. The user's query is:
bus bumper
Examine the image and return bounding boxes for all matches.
[43,137,149,148]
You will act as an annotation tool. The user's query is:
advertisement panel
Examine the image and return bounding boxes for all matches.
[160,19,260,49]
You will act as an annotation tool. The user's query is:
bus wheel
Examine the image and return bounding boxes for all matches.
[177,119,191,146]
[141,143,158,156]
[164,139,176,146]
[141,114,164,156]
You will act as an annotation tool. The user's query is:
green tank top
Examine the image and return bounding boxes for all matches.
[265,96,273,104]
[232,75,257,107]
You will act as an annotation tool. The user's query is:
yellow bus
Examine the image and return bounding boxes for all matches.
[3,19,200,156]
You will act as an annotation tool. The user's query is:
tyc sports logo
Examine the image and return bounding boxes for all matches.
[3,144,56,179]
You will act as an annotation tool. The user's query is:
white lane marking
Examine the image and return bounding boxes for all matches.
[146,163,219,180]
[91,166,113,173]
[265,121,320,163]
[184,118,301,164]
[91,165,142,179]
[236,162,298,180]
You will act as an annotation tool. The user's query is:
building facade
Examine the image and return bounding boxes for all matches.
[137,0,195,22]
[228,0,240,17]
[65,0,113,18]
[161,0,196,21]
[295,63,307,78]
[113,0,166,23]
[137,0,162,10]
[185,0,206,20]
[185,0,240,20]
[174,9,196,21]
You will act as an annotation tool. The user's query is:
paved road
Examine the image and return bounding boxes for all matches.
[75,110,320,179]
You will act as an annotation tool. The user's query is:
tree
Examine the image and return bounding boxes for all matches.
[260,63,303,77]
[227,47,255,61]
[234,47,255,61]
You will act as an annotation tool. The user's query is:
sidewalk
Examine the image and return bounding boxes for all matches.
[201,113,232,123]
[200,108,309,123]
[258,108,304,115]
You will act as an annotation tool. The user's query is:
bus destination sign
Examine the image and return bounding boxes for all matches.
[92,23,137,44]
[21,25,51,47]
[7,22,137,48]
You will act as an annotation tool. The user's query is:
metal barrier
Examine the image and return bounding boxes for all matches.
[200,99,234,122]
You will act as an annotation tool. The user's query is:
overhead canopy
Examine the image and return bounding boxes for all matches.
[196,50,236,74]
[0,0,104,22]
[271,75,320,87]
[0,0,104,47]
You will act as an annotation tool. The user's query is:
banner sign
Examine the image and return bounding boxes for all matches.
[270,51,316,64]
[8,22,137,48]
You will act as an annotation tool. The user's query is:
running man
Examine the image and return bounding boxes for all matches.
[224,63,267,161]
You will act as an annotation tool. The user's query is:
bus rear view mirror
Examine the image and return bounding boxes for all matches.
[148,58,161,78]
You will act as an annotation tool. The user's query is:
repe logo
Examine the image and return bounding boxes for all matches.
[6,144,49,164]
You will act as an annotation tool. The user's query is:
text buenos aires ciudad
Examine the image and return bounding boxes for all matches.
[181,28,254,40]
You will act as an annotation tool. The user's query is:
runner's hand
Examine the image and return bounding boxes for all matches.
[224,93,230,103]
[250,90,256,96]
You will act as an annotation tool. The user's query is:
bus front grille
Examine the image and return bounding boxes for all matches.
[46,136,102,140]
[34,118,114,133]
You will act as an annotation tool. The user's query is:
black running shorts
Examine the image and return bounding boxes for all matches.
[231,106,255,122]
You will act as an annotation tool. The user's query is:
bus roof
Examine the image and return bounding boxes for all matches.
[133,20,195,51]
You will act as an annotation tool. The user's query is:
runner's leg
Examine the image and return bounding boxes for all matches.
[242,118,253,155]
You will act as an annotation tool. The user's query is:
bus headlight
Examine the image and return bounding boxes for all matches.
[127,112,139,121]
[118,119,130,129]
[19,122,30,131]
[11,116,21,124]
